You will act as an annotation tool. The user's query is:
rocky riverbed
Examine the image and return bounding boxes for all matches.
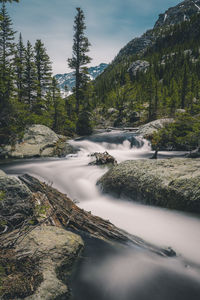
[1,170,176,299]
[98,158,200,214]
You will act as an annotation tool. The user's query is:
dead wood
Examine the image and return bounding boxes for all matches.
[19,174,176,257]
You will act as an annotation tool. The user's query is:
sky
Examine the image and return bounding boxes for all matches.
[6,0,181,74]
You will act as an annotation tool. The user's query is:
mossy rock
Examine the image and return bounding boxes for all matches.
[98,158,200,213]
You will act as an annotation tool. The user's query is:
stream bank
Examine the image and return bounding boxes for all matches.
[1,130,200,300]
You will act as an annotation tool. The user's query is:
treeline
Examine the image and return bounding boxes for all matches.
[0,2,76,144]
[93,14,200,126]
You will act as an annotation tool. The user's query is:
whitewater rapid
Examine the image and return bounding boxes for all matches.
[2,132,200,264]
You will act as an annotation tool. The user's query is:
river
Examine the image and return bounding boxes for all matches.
[1,131,200,300]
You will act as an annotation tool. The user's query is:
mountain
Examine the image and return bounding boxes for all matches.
[154,0,200,28]
[55,63,108,96]
[112,0,200,62]
[93,0,200,127]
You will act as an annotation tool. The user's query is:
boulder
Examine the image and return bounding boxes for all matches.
[98,158,200,213]
[186,148,200,158]
[0,170,6,177]
[175,109,186,114]
[0,125,76,159]
[107,108,118,114]
[136,118,174,137]
[17,226,84,300]
[0,226,83,300]
[23,125,59,145]
[89,151,117,166]
[0,172,33,231]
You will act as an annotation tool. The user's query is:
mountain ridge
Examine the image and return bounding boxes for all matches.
[55,63,108,96]
[114,0,200,62]
[92,0,200,128]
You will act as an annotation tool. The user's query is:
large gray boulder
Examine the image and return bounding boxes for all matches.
[0,125,76,159]
[0,172,33,230]
[136,118,173,137]
[98,158,200,213]
[1,225,83,300]
[17,226,83,300]
[0,171,84,300]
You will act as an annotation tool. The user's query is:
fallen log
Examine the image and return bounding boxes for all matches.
[19,174,175,257]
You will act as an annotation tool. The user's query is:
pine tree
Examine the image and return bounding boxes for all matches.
[51,77,61,131]
[14,33,25,102]
[34,39,52,114]
[0,1,19,3]
[0,1,17,143]
[0,2,15,112]
[181,64,188,109]
[24,40,37,108]
[68,7,91,113]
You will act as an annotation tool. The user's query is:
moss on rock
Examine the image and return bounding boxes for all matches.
[98,158,200,213]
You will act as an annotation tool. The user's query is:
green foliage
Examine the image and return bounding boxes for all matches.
[0,0,19,2]
[33,39,52,113]
[0,191,5,202]
[93,14,200,127]
[14,33,26,102]
[152,114,200,151]
[0,3,78,144]
[76,109,93,136]
[68,7,91,113]
[0,2,16,112]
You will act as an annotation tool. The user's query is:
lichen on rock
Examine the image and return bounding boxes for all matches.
[0,125,76,159]
[98,158,200,213]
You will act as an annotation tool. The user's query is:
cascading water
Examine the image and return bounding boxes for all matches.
[1,131,200,300]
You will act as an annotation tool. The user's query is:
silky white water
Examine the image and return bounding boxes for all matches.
[2,131,200,299]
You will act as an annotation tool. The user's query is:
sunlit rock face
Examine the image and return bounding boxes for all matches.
[128,60,150,75]
[154,0,200,28]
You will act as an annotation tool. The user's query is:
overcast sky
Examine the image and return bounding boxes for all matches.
[6,0,181,74]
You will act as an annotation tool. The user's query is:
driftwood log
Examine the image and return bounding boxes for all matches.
[19,174,175,257]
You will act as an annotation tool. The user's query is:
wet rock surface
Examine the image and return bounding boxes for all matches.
[89,152,117,166]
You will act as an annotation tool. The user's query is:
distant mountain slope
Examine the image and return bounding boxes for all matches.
[154,0,200,28]
[115,0,200,61]
[93,0,200,127]
[55,63,108,94]
[94,0,200,100]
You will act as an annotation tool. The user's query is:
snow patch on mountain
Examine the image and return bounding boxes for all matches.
[55,63,108,97]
